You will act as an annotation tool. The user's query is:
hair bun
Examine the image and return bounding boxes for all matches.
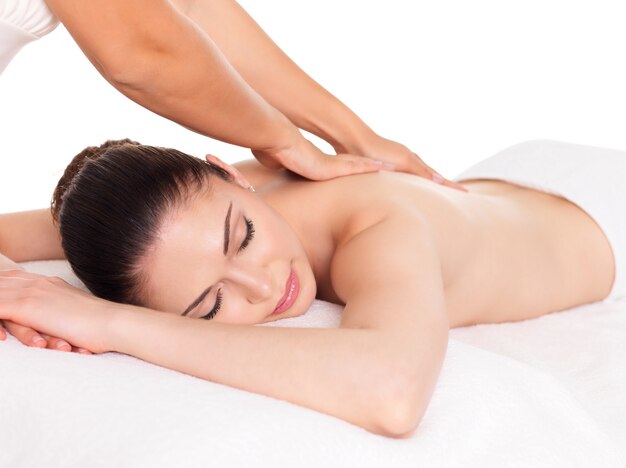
[51,138,140,224]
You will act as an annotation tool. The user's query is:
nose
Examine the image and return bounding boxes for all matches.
[227,264,274,303]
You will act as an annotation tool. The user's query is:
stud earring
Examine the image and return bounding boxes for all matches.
[248,185,256,192]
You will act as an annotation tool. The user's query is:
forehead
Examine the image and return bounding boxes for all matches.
[142,184,232,309]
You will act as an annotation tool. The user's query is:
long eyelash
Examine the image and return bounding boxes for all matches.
[199,218,254,321]
[238,218,255,252]
[200,290,222,320]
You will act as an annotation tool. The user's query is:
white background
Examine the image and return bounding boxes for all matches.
[1,0,625,213]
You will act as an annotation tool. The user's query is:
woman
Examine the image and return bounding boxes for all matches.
[0,0,466,187]
[0,139,621,438]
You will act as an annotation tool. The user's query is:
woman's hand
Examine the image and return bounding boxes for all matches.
[333,133,468,192]
[0,319,92,354]
[0,269,116,354]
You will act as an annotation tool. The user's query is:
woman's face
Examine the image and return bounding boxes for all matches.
[141,175,317,325]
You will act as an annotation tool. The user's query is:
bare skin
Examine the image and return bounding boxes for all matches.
[0,153,615,437]
[2,157,610,327]
[43,0,465,186]
[236,159,615,328]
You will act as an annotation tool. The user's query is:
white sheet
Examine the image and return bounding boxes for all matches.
[1,260,624,467]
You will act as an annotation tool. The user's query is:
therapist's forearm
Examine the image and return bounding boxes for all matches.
[108,26,299,152]
[46,0,299,152]
[176,0,376,151]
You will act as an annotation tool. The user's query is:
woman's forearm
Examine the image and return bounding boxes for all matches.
[176,0,376,151]
[107,304,415,437]
[0,209,64,262]
[47,0,299,152]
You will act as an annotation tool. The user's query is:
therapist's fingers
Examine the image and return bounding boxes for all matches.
[427,169,468,193]
[252,138,387,181]
[311,153,390,179]
[0,320,6,340]
[409,153,468,192]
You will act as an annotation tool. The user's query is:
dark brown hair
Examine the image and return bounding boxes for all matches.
[51,139,232,306]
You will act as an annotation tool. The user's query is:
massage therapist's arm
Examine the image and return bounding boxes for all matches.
[45,0,301,155]
[171,0,374,154]
[168,0,466,190]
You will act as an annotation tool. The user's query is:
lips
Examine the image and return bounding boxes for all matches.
[271,267,300,315]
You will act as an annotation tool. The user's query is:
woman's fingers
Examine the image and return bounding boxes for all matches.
[2,320,49,348]
[3,322,91,353]
[38,333,72,352]
[72,345,92,355]
[2,320,83,353]
[34,332,91,354]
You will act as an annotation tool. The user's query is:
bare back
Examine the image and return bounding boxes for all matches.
[236,160,615,328]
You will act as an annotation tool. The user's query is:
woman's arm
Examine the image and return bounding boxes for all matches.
[96,212,448,437]
[0,209,64,262]
[0,265,416,437]
[0,211,448,437]
[108,308,415,438]
[331,212,450,435]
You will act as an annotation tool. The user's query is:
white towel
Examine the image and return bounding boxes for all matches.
[1,260,624,467]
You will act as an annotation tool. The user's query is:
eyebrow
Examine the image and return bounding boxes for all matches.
[223,201,233,255]
[182,201,232,316]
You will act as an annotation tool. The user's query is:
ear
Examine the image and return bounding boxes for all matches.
[205,154,253,190]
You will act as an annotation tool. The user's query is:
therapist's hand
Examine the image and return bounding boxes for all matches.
[334,133,468,192]
[251,131,389,181]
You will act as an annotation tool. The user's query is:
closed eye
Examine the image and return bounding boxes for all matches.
[200,217,255,320]
[238,217,255,252]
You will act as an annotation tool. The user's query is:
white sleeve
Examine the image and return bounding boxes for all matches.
[0,0,59,75]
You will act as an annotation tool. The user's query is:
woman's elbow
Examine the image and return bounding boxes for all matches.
[375,368,427,438]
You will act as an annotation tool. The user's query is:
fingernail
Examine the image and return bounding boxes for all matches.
[32,336,46,345]
[373,160,395,170]
[57,341,71,350]
[432,173,445,183]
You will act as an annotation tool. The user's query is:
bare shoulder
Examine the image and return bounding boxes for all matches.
[330,206,449,333]
[233,159,303,190]
[329,206,450,431]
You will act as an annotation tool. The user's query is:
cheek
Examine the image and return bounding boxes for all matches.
[262,215,300,254]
